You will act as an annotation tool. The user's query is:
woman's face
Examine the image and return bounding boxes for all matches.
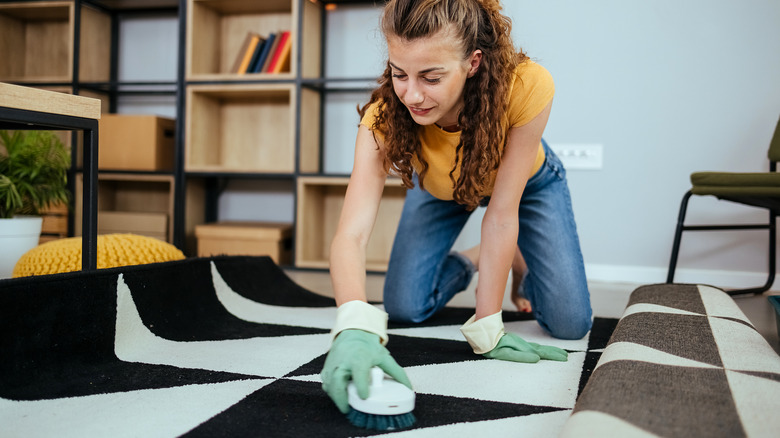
[387,30,481,129]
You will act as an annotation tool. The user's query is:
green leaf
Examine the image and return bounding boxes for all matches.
[0,129,71,218]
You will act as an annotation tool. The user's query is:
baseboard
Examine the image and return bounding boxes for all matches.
[585,264,778,291]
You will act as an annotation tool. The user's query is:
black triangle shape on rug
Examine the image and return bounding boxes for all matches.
[285,334,479,379]
[0,266,265,400]
[588,317,619,351]
[122,258,330,341]
[287,317,619,379]
[1,361,266,401]
[180,378,566,437]
[212,256,336,307]
[387,306,535,329]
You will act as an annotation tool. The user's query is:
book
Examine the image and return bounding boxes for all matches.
[252,32,276,73]
[230,32,257,74]
[236,32,262,74]
[272,32,292,73]
[267,31,291,74]
[259,32,280,73]
[246,36,267,73]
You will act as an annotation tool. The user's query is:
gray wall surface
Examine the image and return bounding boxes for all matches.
[119,1,780,288]
[323,1,780,288]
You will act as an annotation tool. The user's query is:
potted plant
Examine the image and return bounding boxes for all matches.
[0,130,71,278]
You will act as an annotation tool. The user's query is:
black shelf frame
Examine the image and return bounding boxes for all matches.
[0,105,100,271]
[2,0,386,265]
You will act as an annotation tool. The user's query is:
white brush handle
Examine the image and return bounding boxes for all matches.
[370,367,385,389]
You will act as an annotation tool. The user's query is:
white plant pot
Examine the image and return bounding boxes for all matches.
[0,216,43,279]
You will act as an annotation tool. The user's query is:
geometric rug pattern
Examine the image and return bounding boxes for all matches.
[0,256,616,437]
[560,283,780,438]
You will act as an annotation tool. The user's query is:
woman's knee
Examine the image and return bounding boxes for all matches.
[541,314,593,340]
[384,299,431,324]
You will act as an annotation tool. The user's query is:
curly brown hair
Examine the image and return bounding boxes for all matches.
[359,0,527,209]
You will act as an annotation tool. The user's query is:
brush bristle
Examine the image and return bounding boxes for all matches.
[346,407,417,431]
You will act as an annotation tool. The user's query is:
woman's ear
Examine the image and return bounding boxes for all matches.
[467,49,483,77]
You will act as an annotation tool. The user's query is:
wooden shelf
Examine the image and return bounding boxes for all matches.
[74,172,204,252]
[186,0,321,80]
[74,173,175,242]
[186,83,298,173]
[0,1,110,83]
[8,0,398,269]
[296,176,407,271]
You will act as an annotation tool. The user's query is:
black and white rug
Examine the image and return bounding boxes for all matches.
[0,256,616,437]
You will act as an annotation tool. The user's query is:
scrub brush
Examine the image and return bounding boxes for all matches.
[346,367,416,431]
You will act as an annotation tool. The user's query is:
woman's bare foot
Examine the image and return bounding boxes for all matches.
[511,275,532,313]
[461,244,532,313]
[461,244,480,270]
[511,247,532,313]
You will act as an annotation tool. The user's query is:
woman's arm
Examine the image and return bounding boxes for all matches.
[475,101,552,320]
[329,124,388,306]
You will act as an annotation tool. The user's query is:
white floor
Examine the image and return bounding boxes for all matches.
[285,269,780,354]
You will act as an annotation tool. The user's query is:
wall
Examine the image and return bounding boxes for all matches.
[119,1,780,288]
[116,13,178,118]
[322,0,780,288]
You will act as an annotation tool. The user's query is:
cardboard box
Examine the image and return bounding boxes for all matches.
[99,115,175,171]
[40,201,68,236]
[98,211,168,242]
[196,221,292,264]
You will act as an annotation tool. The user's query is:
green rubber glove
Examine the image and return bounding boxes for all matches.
[321,329,413,414]
[483,333,568,363]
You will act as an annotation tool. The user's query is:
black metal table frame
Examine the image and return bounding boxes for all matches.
[0,106,98,271]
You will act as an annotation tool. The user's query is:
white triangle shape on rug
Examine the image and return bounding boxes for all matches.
[389,319,587,352]
[210,262,339,330]
[114,274,331,377]
[388,324,466,342]
[0,379,271,438]
[403,352,586,409]
[504,320,590,351]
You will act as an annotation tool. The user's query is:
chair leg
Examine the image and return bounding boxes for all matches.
[728,211,776,296]
[667,190,693,284]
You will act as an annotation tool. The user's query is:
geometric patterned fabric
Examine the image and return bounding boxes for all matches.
[0,256,616,437]
[560,283,780,438]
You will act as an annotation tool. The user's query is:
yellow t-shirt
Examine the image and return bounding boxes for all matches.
[361,60,554,200]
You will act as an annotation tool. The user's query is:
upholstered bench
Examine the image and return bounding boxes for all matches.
[561,283,780,437]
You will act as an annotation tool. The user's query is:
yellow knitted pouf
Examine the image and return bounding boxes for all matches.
[12,233,185,278]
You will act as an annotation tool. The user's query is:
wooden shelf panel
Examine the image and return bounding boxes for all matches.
[186,0,321,79]
[0,1,110,83]
[74,173,176,243]
[295,176,407,271]
[185,83,298,173]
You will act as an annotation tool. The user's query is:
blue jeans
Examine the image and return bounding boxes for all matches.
[383,141,593,340]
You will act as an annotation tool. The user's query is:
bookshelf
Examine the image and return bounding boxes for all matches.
[296,176,406,271]
[185,0,320,80]
[185,0,403,270]
[73,172,204,248]
[0,0,185,248]
[4,0,403,271]
[182,0,399,271]
[0,1,110,84]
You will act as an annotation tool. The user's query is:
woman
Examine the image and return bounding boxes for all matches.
[321,0,592,414]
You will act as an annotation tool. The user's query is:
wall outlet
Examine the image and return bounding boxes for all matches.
[549,143,603,170]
